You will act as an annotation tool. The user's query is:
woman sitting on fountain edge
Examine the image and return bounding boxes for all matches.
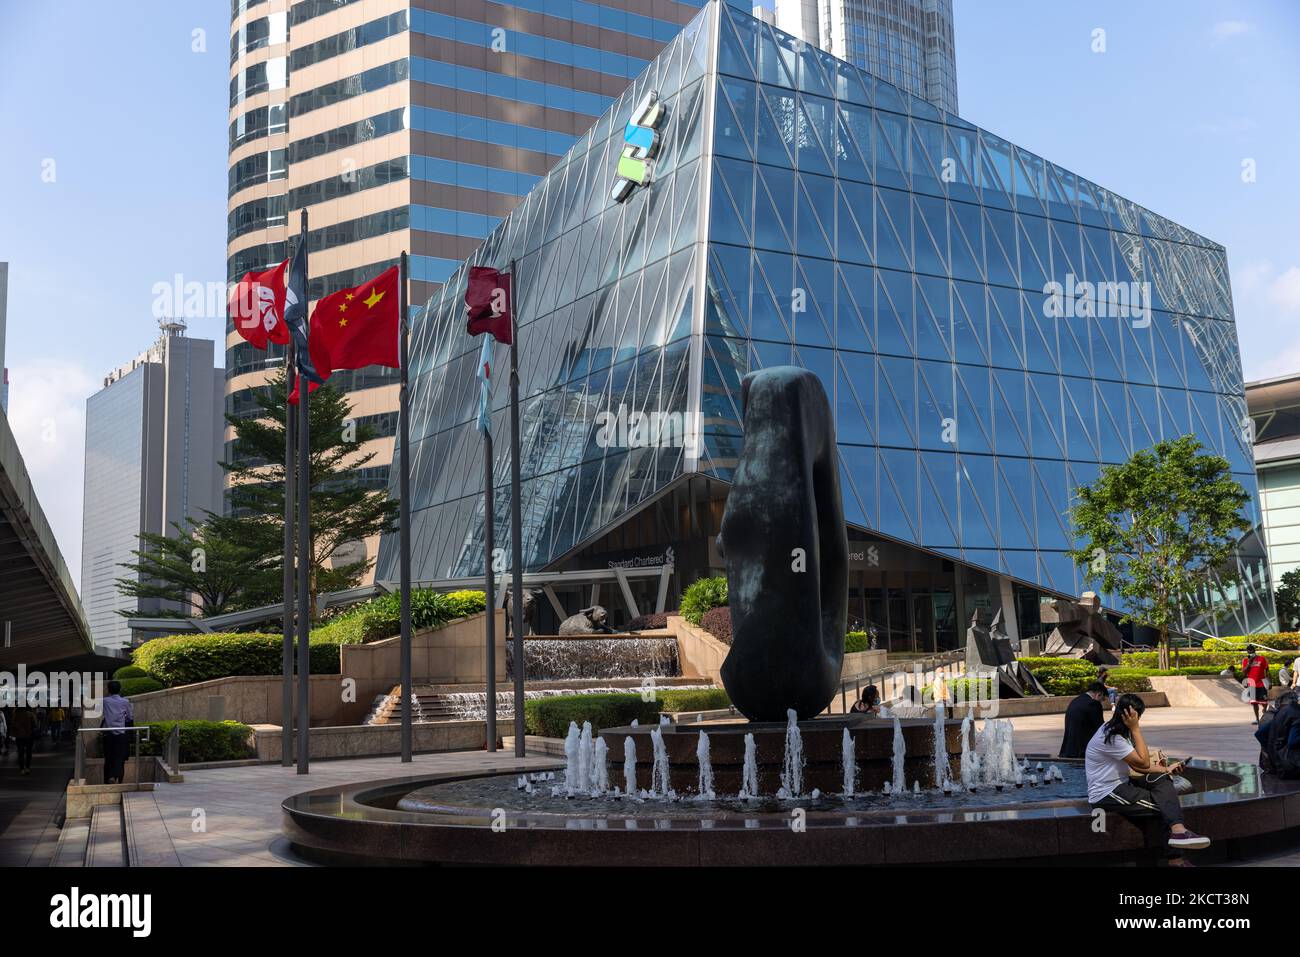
[1085,694,1210,865]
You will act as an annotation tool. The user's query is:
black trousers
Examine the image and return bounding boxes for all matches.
[1093,775,1185,858]
[15,738,33,771]
[103,733,130,783]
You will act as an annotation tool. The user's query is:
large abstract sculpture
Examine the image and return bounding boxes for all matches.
[717,367,848,721]
[965,609,1048,698]
[1040,592,1123,664]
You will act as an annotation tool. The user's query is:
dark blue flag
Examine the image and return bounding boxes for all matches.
[283,236,324,385]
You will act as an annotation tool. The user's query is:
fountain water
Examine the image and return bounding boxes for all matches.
[739,732,759,799]
[841,727,857,797]
[650,727,671,797]
[508,636,680,681]
[890,716,906,794]
[578,722,594,792]
[958,712,975,788]
[696,731,715,799]
[623,736,637,796]
[778,709,804,798]
[932,703,950,790]
[592,738,609,794]
[562,722,581,795]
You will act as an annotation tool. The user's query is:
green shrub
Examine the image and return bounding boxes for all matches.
[1121,650,1271,670]
[137,720,254,763]
[1029,662,1099,696]
[627,610,677,631]
[316,588,489,645]
[113,665,150,680]
[655,688,731,712]
[117,677,165,696]
[523,694,660,738]
[1103,668,1154,693]
[845,631,870,653]
[1017,657,1098,673]
[699,606,732,644]
[1203,634,1300,651]
[133,632,340,686]
[680,577,727,625]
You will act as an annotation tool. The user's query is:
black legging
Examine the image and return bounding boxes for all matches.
[15,737,33,771]
[1092,774,1185,859]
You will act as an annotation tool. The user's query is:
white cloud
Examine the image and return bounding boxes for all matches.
[1212,20,1253,40]
[1266,266,1300,312]
[5,359,96,591]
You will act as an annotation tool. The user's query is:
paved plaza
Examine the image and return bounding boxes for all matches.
[111,703,1276,866]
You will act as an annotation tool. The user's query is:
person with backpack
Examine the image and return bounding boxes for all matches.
[1239,645,1270,725]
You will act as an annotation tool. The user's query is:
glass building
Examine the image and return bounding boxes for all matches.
[1248,373,1300,590]
[379,0,1275,647]
[767,0,958,115]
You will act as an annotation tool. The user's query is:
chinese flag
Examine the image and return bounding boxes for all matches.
[465,266,511,344]
[289,266,400,403]
[228,260,291,349]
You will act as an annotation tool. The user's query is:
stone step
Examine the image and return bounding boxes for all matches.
[50,818,90,868]
[86,805,126,867]
[123,792,181,867]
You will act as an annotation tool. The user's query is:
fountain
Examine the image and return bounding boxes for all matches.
[932,703,950,791]
[890,716,906,794]
[739,733,759,799]
[777,709,804,798]
[649,727,671,798]
[507,636,680,681]
[696,731,715,799]
[841,728,857,797]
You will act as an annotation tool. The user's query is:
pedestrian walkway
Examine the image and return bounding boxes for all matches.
[144,750,557,866]
[1008,705,1262,764]
[0,737,74,866]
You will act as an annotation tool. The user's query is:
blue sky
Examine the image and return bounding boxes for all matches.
[0,0,1296,582]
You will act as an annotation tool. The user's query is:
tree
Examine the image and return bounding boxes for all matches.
[1275,569,1300,633]
[115,519,279,619]
[221,370,399,618]
[1068,434,1253,669]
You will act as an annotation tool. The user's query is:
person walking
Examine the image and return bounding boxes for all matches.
[100,681,135,785]
[1086,694,1209,866]
[10,704,36,775]
[1239,644,1270,725]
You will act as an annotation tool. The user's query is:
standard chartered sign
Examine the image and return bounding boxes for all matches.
[610,91,666,202]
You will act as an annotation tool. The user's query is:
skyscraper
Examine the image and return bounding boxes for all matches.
[226,0,716,575]
[81,323,225,651]
[769,0,958,115]
[0,262,8,413]
[380,1,1274,645]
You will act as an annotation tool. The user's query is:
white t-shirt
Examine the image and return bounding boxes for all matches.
[1084,723,1135,804]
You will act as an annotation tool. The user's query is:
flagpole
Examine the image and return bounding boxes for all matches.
[399,251,413,764]
[508,258,525,757]
[483,361,497,753]
[296,209,311,774]
[281,341,296,768]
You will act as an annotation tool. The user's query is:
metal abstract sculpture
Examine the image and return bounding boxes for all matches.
[965,608,1048,698]
[717,367,849,721]
[1040,592,1123,664]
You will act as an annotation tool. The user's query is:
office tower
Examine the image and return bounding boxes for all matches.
[380,1,1274,643]
[81,323,225,650]
[226,0,714,576]
[771,0,957,114]
[0,262,8,413]
[1248,374,1300,586]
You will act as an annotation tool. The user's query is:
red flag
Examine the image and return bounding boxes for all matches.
[228,260,290,349]
[465,266,512,344]
[290,266,401,403]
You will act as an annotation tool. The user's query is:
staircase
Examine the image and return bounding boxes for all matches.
[49,793,180,868]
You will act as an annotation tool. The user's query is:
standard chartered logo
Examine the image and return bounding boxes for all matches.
[611,91,666,202]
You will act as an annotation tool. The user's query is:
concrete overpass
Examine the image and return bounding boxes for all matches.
[0,408,91,669]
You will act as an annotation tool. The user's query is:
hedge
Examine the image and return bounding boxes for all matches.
[313,588,487,645]
[1121,650,1288,670]
[626,610,677,631]
[132,632,342,686]
[699,606,732,645]
[136,720,254,763]
[522,689,733,738]
[680,577,727,625]
[113,665,150,681]
[845,631,870,653]
[1203,633,1300,651]
[118,677,165,697]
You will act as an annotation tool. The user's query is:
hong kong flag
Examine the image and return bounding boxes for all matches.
[228,260,291,349]
[290,266,401,403]
[465,266,511,344]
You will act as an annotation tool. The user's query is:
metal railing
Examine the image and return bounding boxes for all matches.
[834,648,966,714]
[73,726,152,786]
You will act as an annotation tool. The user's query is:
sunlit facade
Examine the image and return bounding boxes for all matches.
[380,1,1275,646]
